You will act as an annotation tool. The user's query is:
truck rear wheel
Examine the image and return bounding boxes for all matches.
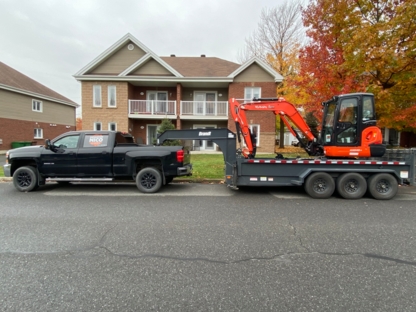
[13,166,39,192]
[336,173,367,199]
[136,167,162,193]
[367,173,398,200]
[305,172,335,199]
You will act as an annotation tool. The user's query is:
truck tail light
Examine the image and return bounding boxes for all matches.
[5,151,9,164]
[176,150,184,163]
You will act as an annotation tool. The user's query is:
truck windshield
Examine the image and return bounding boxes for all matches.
[321,101,337,144]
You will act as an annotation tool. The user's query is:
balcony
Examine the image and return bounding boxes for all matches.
[128,100,229,119]
[180,101,228,120]
[129,100,176,118]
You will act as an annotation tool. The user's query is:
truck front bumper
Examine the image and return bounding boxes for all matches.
[177,164,192,176]
[3,164,11,177]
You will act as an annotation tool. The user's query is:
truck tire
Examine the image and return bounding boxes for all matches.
[367,173,398,200]
[336,173,367,199]
[13,166,39,192]
[136,167,162,193]
[305,172,335,199]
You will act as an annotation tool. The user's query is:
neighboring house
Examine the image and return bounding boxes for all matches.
[0,62,78,149]
[74,33,283,153]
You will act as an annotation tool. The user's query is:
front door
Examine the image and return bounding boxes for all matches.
[40,133,80,176]
[193,125,216,151]
[147,125,159,145]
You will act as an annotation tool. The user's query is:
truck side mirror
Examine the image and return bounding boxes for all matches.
[44,139,51,150]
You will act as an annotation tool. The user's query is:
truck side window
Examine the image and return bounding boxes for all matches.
[83,134,109,148]
[54,135,80,149]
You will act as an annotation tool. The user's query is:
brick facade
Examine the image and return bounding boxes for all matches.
[0,117,75,149]
[82,81,130,131]
[228,82,277,153]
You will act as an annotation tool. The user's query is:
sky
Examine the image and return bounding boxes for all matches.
[0,0,289,115]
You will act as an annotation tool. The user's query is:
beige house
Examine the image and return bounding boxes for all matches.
[74,33,283,152]
[0,62,78,149]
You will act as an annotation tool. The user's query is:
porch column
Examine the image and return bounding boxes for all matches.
[176,83,182,129]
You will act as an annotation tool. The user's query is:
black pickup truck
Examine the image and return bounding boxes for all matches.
[3,131,192,193]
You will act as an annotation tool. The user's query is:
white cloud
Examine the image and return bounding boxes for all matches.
[0,0,288,115]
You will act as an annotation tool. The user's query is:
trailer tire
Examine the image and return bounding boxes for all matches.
[367,173,397,200]
[136,167,162,193]
[304,172,335,199]
[336,173,367,199]
[13,166,39,192]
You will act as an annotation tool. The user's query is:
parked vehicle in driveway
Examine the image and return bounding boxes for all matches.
[3,131,192,193]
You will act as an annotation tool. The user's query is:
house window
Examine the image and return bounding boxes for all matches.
[108,122,117,131]
[250,124,260,146]
[93,85,102,107]
[32,100,43,112]
[244,87,261,101]
[94,122,102,131]
[34,128,43,139]
[108,85,116,107]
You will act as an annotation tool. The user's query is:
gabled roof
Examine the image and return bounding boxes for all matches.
[74,33,284,83]
[75,33,182,77]
[0,61,78,107]
[228,57,284,82]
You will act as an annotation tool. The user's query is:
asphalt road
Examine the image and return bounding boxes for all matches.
[1,182,416,311]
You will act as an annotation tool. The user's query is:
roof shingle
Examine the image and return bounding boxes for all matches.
[0,61,77,105]
[160,57,240,77]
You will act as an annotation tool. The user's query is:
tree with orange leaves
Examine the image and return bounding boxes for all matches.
[296,0,416,131]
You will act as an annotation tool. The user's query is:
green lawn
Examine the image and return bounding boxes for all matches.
[178,152,305,181]
[0,166,4,177]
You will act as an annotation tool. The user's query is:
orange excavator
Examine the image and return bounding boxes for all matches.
[229,93,385,159]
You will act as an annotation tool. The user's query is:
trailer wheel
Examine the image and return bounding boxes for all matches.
[336,173,367,199]
[367,173,398,200]
[304,172,335,199]
[13,166,39,192]
[136,167,162,193]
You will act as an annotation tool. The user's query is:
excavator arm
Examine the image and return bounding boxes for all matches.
[230,97,322,158]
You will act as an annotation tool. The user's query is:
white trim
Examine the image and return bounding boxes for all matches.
[34,128,43,139]
[32,99,43,112]
[93,85,102,107]
[94,122,102,131]
[146,124,160,145]
[119,54,183,77]
[74,33,153,76]
[0,84,78,107]
[74,75,232,83]
[107,85,116,107]
[227,57,284,82]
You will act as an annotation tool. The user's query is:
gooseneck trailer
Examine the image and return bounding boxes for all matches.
[158,128,413,200]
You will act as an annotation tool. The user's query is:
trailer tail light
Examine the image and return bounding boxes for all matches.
[176,150,184,163]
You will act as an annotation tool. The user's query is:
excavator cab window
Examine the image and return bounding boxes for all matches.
[322,101,337,144]
[335,98,358,145]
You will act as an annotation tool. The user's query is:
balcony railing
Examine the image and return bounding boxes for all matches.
[129,100,176,115]
[180,101,228,116]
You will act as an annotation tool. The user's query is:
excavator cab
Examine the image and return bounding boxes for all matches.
[320,93,386,158]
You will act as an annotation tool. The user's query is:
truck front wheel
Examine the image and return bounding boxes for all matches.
[136,167,162,193]
[367,173,398,200]
[13,166,39,192]
[305,172,335,199]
